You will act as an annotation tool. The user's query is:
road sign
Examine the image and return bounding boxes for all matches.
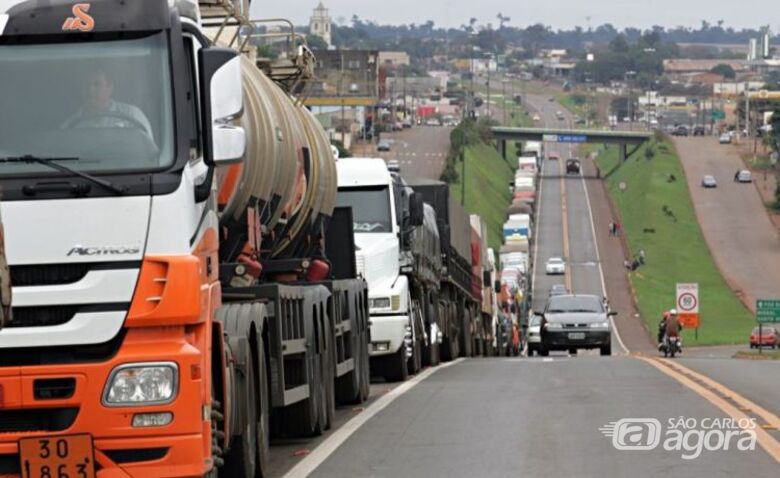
[711,110,725,120]
[543,134,558,142]
[756,299,780,323]
[676,283,700,329]
[557,135,588,143]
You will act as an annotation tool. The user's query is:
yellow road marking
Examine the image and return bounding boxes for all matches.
[658,358,780,430]
[637,356,780,463]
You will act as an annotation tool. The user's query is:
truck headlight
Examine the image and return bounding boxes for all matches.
[370,297,391,309]
[103,362,178,406]
[545,322,563,329]
[589,321,610,329]
[391,295,402,311]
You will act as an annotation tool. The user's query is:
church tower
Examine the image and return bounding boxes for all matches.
[309,2,332,48]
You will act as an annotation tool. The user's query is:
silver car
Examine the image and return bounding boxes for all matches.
[539,294,616,356]
[701,175,717,188]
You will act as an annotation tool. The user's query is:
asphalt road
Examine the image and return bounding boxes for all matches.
[306,357,779,477]
[674,137,780,310]
[525,95,614,354]
[377,125,452,180]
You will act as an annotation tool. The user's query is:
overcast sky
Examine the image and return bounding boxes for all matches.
[251,1,773,31]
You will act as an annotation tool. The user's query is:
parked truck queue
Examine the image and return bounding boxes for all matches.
[0,1,500,477]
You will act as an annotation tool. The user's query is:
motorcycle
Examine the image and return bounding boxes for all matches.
[660,334,682,358]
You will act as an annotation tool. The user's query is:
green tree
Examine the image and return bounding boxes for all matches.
[710,63,736,79]
[256,45,278,60]
[306,34,329,50]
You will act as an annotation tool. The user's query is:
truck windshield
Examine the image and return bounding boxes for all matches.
[337,186,393,233]
[0,32,173,175]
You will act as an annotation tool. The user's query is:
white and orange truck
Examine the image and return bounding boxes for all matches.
[0,1,369,476]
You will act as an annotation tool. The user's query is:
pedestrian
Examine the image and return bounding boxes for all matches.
[639,249,646,264]
[616,222,622,237]
[608,222,614,236]
[734,170,739,182]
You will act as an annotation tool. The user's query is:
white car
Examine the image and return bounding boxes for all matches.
[386,159,400,173]
[737,170,752,183]
[527,315,543,355]
[532,114,541,122]
[719,133,732,144]
[545,257,566,275]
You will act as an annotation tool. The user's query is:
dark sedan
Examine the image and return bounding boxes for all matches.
[538,294,615,356]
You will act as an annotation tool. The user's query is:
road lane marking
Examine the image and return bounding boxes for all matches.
[658,358,780,430]
[638,356,780,463]
[283,358,465,477]
[558,152,573,292]
[580,162,627,355]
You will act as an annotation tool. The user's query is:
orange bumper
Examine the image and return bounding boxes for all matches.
[0,327,211,478]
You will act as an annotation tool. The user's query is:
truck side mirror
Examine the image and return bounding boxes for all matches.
[199,47,246,166]
[410,193,424,227]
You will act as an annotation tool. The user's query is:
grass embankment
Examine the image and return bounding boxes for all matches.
[449,142,514,253]
[591,140,754,346]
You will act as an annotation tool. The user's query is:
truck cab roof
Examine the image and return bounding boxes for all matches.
[337,158,393,187]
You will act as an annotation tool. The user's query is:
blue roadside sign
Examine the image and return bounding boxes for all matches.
[557,135,588,143]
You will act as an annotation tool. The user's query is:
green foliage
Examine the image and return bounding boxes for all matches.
[448,143,515,252]
[767,106,780,153]
[710,63,736,79]
[331,140,351,158]
[306,34,329,50]
[594,142,753,345]
[256,45,278,60]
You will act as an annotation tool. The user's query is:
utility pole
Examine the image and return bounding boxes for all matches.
[487,63,492,120]
[502,79,507,125]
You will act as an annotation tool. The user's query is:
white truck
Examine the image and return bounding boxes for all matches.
[337,158,442,380]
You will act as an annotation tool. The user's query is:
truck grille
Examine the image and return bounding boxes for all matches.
[0,408,78,433]
[9,261,140,287]
[5,304,128,328]
[10,264,91,286]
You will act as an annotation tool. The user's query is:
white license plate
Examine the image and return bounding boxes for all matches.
[568,332,586,340]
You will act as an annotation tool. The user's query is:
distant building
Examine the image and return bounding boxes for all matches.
[747,27,772,61]
[309,2,332,48]
[378,51,411,68]
[307,49,379,105]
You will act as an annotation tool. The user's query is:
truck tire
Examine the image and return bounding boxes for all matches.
[600,343,612,356]
[277,346,322,437]
[461,308,473,358]
[255,334,271,475]
[385,346,408,382]
[359,324,371,401]
[222,344,259,478]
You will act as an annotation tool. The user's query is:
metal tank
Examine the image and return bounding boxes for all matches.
[217,56,337,260]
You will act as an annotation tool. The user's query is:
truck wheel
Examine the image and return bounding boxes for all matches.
[386,346,408,382]
[279,349,321,437]
[255,336,271,475]
[424,340,440,367]
[600,343,612,356]
[569,348,578,356]
[440,335,454,362]
[222,344,259,478]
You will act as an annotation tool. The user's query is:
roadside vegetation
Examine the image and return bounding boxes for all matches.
[590,139,754,345]
[441,118,515,253]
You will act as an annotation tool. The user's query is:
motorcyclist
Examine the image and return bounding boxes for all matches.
[658,308,682,351]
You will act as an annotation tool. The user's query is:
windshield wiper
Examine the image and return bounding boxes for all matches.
[0,155,126,195]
